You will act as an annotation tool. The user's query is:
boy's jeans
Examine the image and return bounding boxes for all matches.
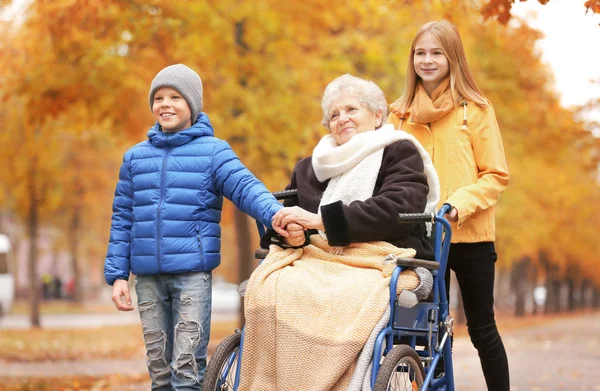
[135,272,212,391]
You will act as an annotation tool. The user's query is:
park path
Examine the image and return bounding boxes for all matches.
[453,311,600,390]
[2,311,600,390]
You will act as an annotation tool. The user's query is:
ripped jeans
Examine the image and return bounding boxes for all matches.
[135,272,212,391]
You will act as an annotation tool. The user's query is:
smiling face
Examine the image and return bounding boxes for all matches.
[413,31,450,96]
[328,95,383,145]
[152,87,192,132]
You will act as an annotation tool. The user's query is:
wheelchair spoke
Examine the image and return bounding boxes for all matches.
[387,357,421,391]
[203,332,241,391]
[374,345,424,391]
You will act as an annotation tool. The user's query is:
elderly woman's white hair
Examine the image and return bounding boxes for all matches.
[320,74,388,128]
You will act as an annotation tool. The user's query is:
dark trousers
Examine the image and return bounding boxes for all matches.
[446,242,510,391]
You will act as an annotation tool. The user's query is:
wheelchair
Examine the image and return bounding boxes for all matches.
[203,189,455,391]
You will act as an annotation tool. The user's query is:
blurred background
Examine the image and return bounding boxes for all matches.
[0,0,599,390]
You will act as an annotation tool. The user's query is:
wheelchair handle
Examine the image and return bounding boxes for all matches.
[397,203,453,224]
[272,189,298,200]
[397,212,435,224]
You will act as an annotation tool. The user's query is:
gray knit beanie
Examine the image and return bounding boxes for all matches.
[149,64,203,124]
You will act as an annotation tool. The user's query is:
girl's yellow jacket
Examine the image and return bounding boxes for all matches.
[388,102,509,243]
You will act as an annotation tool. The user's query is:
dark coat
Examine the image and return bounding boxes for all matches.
[280,139,434,259]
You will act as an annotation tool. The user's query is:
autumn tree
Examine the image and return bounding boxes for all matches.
[1,0,598,325]
[481,0,600,24]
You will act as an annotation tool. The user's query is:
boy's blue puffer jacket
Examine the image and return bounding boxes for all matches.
[104,113,282,285]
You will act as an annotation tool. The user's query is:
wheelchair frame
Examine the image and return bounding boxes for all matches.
[203,190,455,391]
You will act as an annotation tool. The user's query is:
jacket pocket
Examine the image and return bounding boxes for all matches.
[195,223,204,261]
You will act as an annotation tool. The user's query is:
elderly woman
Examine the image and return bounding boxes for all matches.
[271,74,438,257]
[238,74,439,391]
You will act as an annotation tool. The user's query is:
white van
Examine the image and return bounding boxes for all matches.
[0,234,14,317]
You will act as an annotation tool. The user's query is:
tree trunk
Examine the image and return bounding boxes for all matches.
[27,186,41,328]
[531,263,538,315]
[511,257,529,317]
[544,270,559,313]
[553,277,563,313]
[581,279,592,308]
[234,208,253,329]
[69,207,82,302]
[594,286,600,308]
[566,264,579,311]
[566,277,575,311]
[540,252,560,314]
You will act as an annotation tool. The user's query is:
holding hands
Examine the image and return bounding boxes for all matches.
[272,206,325,246]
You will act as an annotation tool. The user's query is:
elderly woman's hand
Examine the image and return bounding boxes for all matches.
[272,206,325,237]
[283,222,306,247]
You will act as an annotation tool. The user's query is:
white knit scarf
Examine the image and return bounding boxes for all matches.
[312,124,440,239]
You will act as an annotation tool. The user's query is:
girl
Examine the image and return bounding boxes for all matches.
[388,20,510,390]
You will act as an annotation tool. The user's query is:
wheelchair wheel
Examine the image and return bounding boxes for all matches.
[202,332,242,391]
[374,345,425,391]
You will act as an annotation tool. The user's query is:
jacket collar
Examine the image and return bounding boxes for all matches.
[147,112,214,147]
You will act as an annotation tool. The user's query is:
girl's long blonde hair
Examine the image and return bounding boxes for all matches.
[391,20,487,116]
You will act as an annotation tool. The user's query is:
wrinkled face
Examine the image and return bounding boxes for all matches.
[152,87,192,132]
[413,31,450,95]
[328,95,382,146]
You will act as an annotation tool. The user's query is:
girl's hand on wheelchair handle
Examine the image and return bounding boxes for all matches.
[445,207,459,222]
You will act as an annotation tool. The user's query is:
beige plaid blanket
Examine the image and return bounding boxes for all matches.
[238,235,421,391]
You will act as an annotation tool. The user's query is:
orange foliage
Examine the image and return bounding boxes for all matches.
[0,0,598,290]
[584,0,600,14]
[481,0,598,24]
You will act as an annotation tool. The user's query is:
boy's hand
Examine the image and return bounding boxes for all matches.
[112,279,134,311]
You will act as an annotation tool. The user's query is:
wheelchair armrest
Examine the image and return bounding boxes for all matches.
[255,248,269,260]
[395,257,439,270]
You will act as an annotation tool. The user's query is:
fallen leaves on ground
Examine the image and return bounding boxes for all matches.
[0,373,149,391]
[8,300,117,316]
[0,325,145,362]
[0,320,239,362]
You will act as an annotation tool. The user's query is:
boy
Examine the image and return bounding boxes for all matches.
[104,64,283,390]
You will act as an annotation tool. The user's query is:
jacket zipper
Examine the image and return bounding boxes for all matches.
[156,137,171,273]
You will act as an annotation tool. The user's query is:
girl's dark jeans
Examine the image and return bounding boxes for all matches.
[445,242,510,391]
